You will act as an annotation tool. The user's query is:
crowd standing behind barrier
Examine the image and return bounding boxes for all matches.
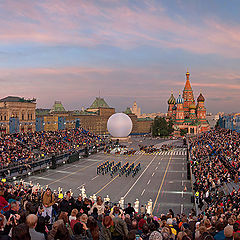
[1,128,240,239]
[0,128,106,180]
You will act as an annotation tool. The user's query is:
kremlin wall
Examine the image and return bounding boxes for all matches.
[0,71,211,136]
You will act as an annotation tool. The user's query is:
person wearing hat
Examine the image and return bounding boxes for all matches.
[149,230,162,240]
[100,215,128,240]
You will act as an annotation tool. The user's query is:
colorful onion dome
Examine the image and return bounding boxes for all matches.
[176,91,184,104]
[168,92,176,105]
[172,105,177,111]
[189,102,196,109]
[197,93,205,102]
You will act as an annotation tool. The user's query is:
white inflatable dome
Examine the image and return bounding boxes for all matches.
[107,113,133,138]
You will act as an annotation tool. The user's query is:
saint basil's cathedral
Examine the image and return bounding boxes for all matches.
[167,71,210,134]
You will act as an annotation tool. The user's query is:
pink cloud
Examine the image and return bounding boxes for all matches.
[0,1,240,57]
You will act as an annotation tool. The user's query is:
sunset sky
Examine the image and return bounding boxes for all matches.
[0,0,240,114]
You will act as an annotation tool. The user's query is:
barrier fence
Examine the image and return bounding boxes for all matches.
[0,144,106,181]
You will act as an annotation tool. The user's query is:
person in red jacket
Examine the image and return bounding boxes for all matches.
[0,188,9,212]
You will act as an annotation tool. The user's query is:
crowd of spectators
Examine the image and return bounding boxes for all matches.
[190,128,240,211]
[1,178,240,240]
[0,128,240,239]
[0,128,105,169]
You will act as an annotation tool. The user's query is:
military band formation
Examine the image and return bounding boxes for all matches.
[96,160,141,178]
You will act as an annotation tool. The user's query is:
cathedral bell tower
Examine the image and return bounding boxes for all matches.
[175,91,184,124]
[183,71,195,118]
[196,93,207,123]
[167,91,176,118]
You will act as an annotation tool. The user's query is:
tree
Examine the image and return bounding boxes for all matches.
[152,117,174,137]
[167,120,174,135]
[180,128,188,136]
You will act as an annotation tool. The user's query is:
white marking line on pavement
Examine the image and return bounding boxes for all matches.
[91,176,99,181]
[155,166,158,170]
[162,190,192,195]
[182,166,184,171]
[123,155,157,199]
[158,162,161,165]
[152,172,155,176]
[182,191,184,198]
[147,180,151,185]
[181,204,184,214]
[182,180,184,186]
[77,183,85,189]
[141,189,145,196]
[55,170,73,174]
[31,176,54,181]
[182,172,184,178]
[87,159,101,162]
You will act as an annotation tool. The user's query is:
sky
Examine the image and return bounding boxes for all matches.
[0,0,240,114]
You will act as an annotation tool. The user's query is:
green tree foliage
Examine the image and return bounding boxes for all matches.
[180,128,188,136]
[152,117,174,137]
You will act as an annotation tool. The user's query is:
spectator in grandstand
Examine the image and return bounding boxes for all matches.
[124,203,135,217]
[0,128,105,171]
[72,221,92,240]
[70,212,83,230]
[12,223,31,240]
[140,205,146,215]
[101,215,128,240]
[4,201,20,221]
[59,192,74,215]
[0,188,9,212]
[41,188,55,222]
[234,232,240,240]
[75,195,84,212]
[90,196,104,215]
[224,225,234,240]
[87,216,100,240]
[26,214,45,240]
[48,219,71,240]
[69,208,78,223]
[0,213,11,240]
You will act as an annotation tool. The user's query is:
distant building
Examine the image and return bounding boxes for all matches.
[130,101,141,118]
[130,101,165,119]
[0,96,36,134]
[219,113,240,132]
[36,97,152,135]
[206,112,222,128]
[167,71,210,135]
[124,107,153,134]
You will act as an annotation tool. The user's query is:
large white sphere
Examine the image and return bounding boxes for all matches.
[107,113,133,138]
